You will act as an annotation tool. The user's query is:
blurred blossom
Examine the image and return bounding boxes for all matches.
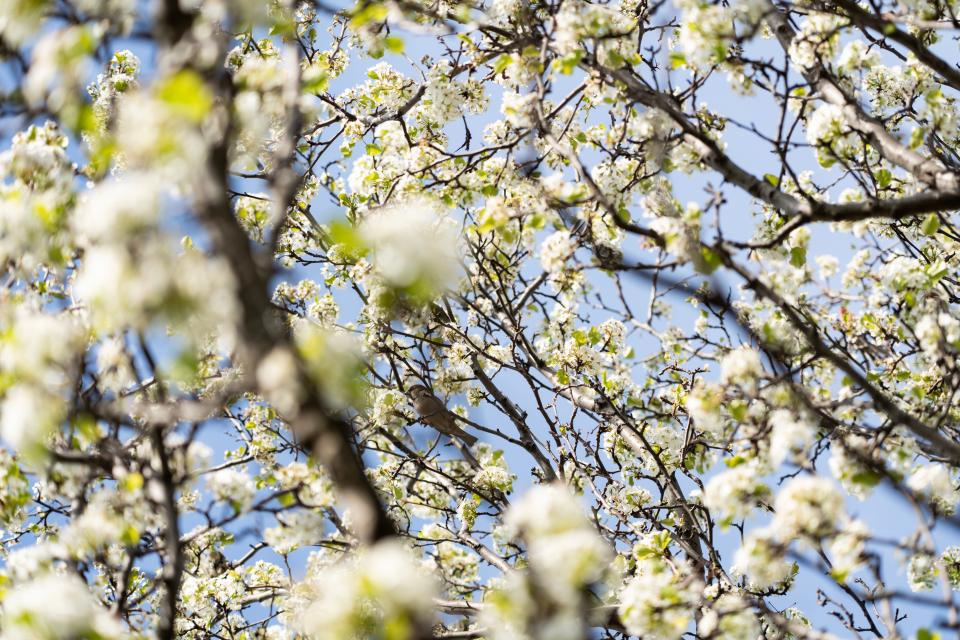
[359,198,462,298]
[1,572,125,640]
[289,539,437,640]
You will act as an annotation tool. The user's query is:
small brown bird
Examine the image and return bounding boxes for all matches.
[407,384,478,446]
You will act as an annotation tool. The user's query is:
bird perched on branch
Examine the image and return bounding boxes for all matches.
[407,384,478,446]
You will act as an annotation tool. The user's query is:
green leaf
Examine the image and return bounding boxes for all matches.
[157,70,213,123]
[725,455,747,468]
[763,173,780,187]
[121,472,144,493]
[789,246,806,268]
[492,54,511,74]
[268,14,297,36]
[74,412,99,442]
[328,219,368,257]
[604,49,625,69]
[554,50,584,75]
[349,2,388,27]
[698,247,722,274]
[303,71,329,94]
[851,470,882,488]
[170,349,201,384]
[384,35,405,54]
[830,567,850,583]
[922,213,940,236]
[120,525,140,547]
[917,629,939,640]
[876,168,892,188]
[909,127,925,149]
[729,401,747,422]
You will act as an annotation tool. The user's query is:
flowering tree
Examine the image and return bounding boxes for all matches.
[4,0,960,637]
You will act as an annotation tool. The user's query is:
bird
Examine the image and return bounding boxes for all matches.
[407,384,478,446]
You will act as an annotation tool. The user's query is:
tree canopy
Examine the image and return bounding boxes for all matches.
[2,0,960,638]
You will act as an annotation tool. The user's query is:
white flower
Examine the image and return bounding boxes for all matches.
[772,476,845,539]
[677,3,735,67]
[60,500,123,557]
[488,0,523,23]
[0,0,46,45]
[836,40,880,75]
[686,382,725,437]
[539,230,577,273]
[864,65,919,110]
[24,25,99,111]
[528,527,613,604]
[907,464,958,514]
[618,558,697,640]
[473,463,514,493]
[74,0,136,34]
[720,346,763,391]
[788,13,842,71]
[605,482,652,517]
[828,519,869,582]
[359,199,461,294]
[908,553,937,592]
[95,336,136,393]
[2,572,124,640]
[828,434,881,500]
[507,484,591,539]
[649,215,700,264]
[501,91,538,128]
[0,309,81,388]
[915,313,960,357]
[419,60,485,124]
[256,347,303,415]
[265,509,327,554]
[73,173,161,244]
[0,385,64,461]
[0,122,73,193]
[698,593,759,640]
[880,255,926,291]
[294,540,437,640]
[702,462,770,523]
[505,484,612,603]
[815,254,840,279]
[767,409,816,466]
[75,237,238,335]
[207,467,257,513]
[940,546,960,589]
[805,103,858,167]
[732,527,795,589]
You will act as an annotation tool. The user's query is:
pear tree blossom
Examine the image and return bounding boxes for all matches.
[3,0,960,638]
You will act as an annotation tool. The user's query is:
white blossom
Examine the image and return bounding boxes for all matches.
[732,527,796,589]
[907,464,959,514]
[772,476,846,540]
[359,199,461,294]
[539,230,577,273]
[292,540,437,640]
[702,462,770,523]
[2,572,125,640]
[618,558,698,640]
[207,467,257,513]
[720,346,763,391]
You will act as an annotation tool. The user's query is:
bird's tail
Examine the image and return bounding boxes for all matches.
[454,426,478,447]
